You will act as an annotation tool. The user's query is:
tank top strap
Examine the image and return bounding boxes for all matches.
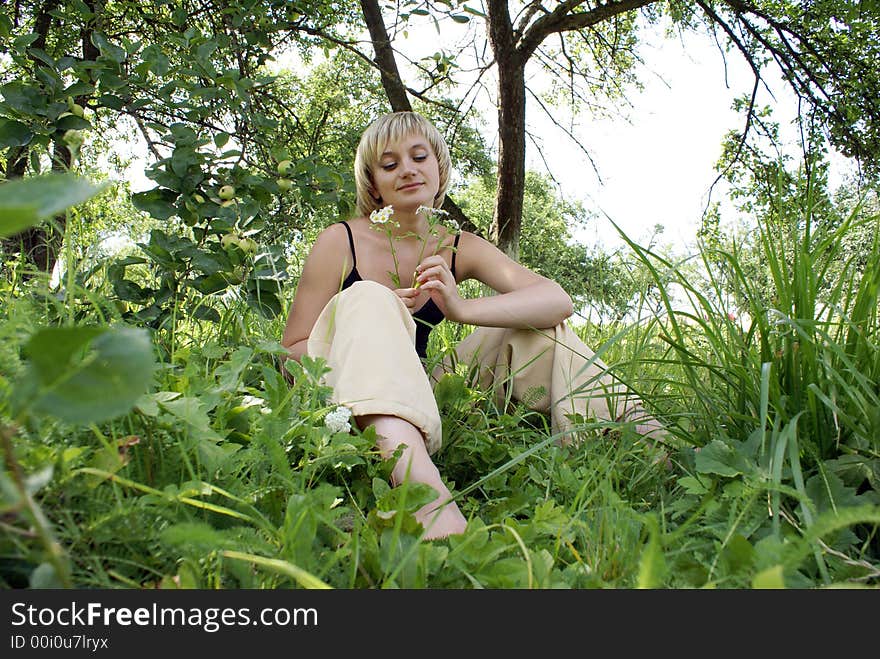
[451,231,461,277]
[339,221,357,268]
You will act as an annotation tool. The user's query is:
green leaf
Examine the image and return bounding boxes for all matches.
[637,515,667,588]
[0,119,33,147]
[0,174,106,237]
[131,187,178,219]
[1,81,44,113]
[695,440,749,477]
[29,563,63,589]
[190,273,231,294]
[0,12,13,38]
[13,33,39,52]
[245,290,282,318]
[25,326,157,424]
[462,5,487,18]
[91,32,126,63]
[55,114,92,131]
[721,534,756,575]
[752,565,785,589]
[97,94,125,110]
[222,551,331,589]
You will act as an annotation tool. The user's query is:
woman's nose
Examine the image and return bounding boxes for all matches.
[400,158,417,175]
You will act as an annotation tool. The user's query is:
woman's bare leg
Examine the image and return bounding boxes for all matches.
[359,414,467,540]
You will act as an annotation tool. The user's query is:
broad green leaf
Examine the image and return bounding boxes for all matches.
[13,33,39,52]
[721,534,756,574]
[1,81,44,112]
[29,563,64,589]
[637,515,666,588]
[0,12,12,38]
[0,206,39,238]
[26,326,157,424]
[159,396,223,441]
[98,93,125,110]
[91,32,126,63]
[0,119,33,147]
[56,114,92,131]
[0,174,106,237]
[134,391,181,417]
[131,188,178,219]
[752,565,786,589]
[695,439,748,477]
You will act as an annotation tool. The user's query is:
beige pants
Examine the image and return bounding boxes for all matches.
[307,280,663,455]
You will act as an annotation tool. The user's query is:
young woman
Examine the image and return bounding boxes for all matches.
[281,111,663,540]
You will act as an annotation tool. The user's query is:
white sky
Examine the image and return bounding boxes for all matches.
[384,11,831,256]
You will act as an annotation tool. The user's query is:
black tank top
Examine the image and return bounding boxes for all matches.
[338,220,460,360]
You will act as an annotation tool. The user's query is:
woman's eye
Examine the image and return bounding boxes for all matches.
[381,162,396,171]
[413,154,427,161]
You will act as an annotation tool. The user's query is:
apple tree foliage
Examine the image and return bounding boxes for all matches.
[0,0,364,332]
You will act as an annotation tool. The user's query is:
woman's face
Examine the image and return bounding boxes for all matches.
[370,132,440,214]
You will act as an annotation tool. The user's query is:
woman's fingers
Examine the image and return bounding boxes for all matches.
[393,287,419,310]
[415,256,453,287]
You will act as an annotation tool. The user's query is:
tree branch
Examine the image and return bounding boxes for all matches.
[519,0,655,57]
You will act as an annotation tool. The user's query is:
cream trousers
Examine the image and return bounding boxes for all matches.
[307,280,663,455]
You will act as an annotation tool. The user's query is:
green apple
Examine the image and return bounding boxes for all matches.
[221,233,240,250]
[218,185,235,200]
[276,159,293,175]
[67,96,85,117]
[193,193,205,204]
[238,237,258,255]
[277,178,293,192]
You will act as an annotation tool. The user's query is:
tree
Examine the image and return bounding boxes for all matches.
[358,1,880,259]
[0,0,361,275]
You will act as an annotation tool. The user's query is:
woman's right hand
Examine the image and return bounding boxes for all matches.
[394,287,420,313]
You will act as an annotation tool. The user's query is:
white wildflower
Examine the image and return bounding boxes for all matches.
[369,205,394,224]
[416,204,448,217]
[324,405,352,434]
[417,205,456,230]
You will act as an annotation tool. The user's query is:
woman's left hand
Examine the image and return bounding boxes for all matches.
[415,254,462,320]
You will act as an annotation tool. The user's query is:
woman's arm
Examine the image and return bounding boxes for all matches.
[281,224,351,364]
[416,231,573,329]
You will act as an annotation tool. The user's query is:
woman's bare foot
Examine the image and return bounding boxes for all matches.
[360,414,468,540]
[414,484,468,540]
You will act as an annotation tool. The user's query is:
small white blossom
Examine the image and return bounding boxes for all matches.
[324,405,352,434]
[416,205,448,218]
[369,205,395,224]
[417,205,456,230]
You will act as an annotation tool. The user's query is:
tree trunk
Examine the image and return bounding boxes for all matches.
[486,1,526,259]
[492,60,526,259]
[360,0,412,112]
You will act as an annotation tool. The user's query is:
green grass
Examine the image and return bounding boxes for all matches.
[1,179,878,589]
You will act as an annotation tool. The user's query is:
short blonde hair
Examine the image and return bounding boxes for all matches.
[354,111,452,218]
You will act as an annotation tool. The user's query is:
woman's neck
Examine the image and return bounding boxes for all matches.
[388,209,429,239]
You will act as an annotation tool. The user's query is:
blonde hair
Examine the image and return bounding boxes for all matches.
[354,111,452,217]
